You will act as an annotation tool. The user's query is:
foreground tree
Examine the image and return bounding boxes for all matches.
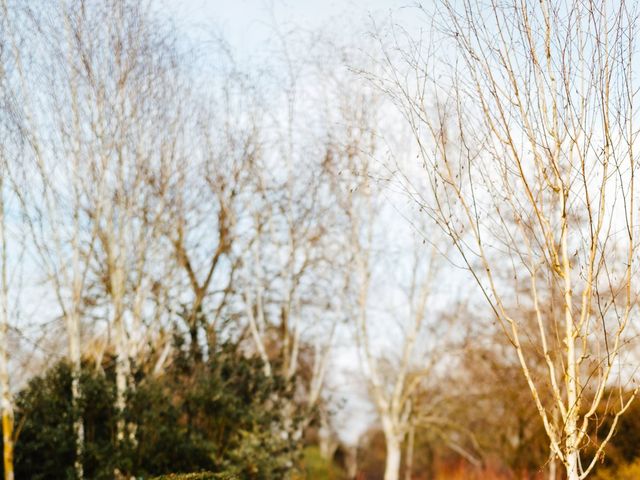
[379,1,640,478]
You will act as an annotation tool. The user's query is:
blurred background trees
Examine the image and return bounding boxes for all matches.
[0,0,638,479]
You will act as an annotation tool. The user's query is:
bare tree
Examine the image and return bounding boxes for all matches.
[63,1,181,453]
[5,1,180,476]
[0,152,14,480]
[346,196,448,480]
[4,2,104,477]
[243,154,340,394]
[376,1,640,478]
[321,81,432,479]
[0,6,15,478]
[158,59,261,366]
[236,35,359,424]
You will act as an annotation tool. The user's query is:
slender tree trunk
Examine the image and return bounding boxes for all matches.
[109,259,134,448]
[384,435,401,480]
[404,424,414,480]
[70,204,84,479]
[344,445,358,479]
[0,411,11,480]
[114,342,128,441]
[381,417,402,480]
[67,310,84,480]
[548,454,556,480]
[562,195,580,480]
[549,408,558,480]
[113,302,129,443]
[0,319,13,480]
[566,451,579,480]
[0,180,14,480]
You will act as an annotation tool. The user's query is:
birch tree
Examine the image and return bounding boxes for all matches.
[4,2,106,477]
[237,38,356,422]
[0,7,15,477]
[378,1,640,478]
[344,188,447,480]
[321,81,442,479]
[0,142,13,480]
[7,2,179,476]
[62,1,181,452]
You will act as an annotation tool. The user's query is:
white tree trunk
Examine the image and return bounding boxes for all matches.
[383,434,402,480]
[67,310,84,480]
[0,180,14,480]
[562,204,580,480]
[566,451,580,480]
[113,304,129,443]
[0,313,13,480]
[344,445,358,479]
[548,455,556,480]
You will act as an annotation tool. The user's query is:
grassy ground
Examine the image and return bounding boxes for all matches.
[294,446,347,479]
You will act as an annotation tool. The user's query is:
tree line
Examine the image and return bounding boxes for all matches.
[1,1,639,480]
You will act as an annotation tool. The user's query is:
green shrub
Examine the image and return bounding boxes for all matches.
[12,362,117,479]
[5,340,303,479]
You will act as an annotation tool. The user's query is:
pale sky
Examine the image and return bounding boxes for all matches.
[162,0,414,58]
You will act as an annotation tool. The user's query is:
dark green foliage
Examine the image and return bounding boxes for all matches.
[12,361,117,480]
[5,339,303,479]
[125,342,302,478]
